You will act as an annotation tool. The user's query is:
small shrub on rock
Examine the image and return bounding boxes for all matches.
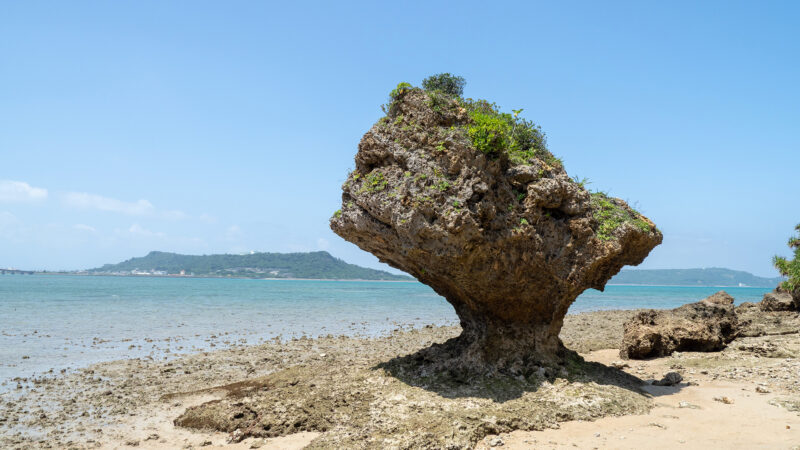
[774,223,800,294]
[421,73,466,97]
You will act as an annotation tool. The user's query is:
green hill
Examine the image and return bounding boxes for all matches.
[90,251,412,281]
[609,268,783,287]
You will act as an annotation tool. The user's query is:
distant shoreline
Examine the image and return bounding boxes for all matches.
[32,271,417,283]
[606,283,773,288]
[12,273,775,287]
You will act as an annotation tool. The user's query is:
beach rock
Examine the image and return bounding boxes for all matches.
[620,291,739,359]
[331,85,662,374]
[610,360,630,369]
[653,372,683,386]
[489,436,505,446]
[759,288,799,312]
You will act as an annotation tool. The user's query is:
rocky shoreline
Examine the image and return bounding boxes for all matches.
[1,307,799,449]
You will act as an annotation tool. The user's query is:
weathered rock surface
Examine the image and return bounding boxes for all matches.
[736,301,800,337]
[620,291,739,359]
[331,87,662,374]
[759,287,800,312]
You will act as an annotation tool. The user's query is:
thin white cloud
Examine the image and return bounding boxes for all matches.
[0,180,48,203]
[62,191,191,221]
[73,224,97,233]
[108,223,207,249]
[161,209,188,220]
[123,223,166,238]
[198,213,217,224]
[63,192,155,216]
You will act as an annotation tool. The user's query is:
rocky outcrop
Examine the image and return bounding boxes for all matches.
[759,287,799,312]
[620,291,739,359]
[331,85,662,374]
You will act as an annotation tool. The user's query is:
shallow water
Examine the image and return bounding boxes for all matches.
[0,274,770,384]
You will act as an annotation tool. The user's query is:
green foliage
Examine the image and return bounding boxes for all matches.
[333,209,342,219]
[427,90,453,113]
[773,224,800,291]
[461,98,553,166]
[380,76,559,169]
[519,218,529,225]
[590,192,652,241]
[467,110,511,156]
[434,180,451,192]
[390,82,412,100]
[421,73,466,97]
[572,176,591,189]
[362,171,388,193]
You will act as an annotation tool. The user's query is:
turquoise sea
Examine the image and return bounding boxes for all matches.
[0,275,771,386]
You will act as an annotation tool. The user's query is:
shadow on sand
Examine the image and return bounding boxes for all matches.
[375,345,686,402]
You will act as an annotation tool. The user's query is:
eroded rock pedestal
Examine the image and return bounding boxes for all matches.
[331,88,662,374]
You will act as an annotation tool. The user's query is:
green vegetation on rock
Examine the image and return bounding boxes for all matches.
[384,74,559,168]
[590,192,651,241]
[389,82,412,101]
[461,98,555,166]
[421,72,465,97]
[774,223,800,291]
[382,74,657,247]
[361,171,388,193]
[462,99,561,167]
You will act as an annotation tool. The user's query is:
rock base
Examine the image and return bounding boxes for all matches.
[174,332,649,449]
[389,309,571,377]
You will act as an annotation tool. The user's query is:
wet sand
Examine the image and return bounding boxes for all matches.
[1,307,798,449]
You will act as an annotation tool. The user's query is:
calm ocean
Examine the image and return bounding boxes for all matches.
[0,275,770,385]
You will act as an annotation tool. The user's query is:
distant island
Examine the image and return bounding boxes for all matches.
[87,251,412,281]
[609,268,783,287]
[31,255,781,286]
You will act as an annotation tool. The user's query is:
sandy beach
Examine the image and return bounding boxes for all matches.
[1,306,799,449]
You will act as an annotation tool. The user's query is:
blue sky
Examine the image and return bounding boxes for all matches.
[1,1,798,276]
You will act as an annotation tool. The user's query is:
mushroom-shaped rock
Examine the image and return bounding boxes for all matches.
[331,85,662,374]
